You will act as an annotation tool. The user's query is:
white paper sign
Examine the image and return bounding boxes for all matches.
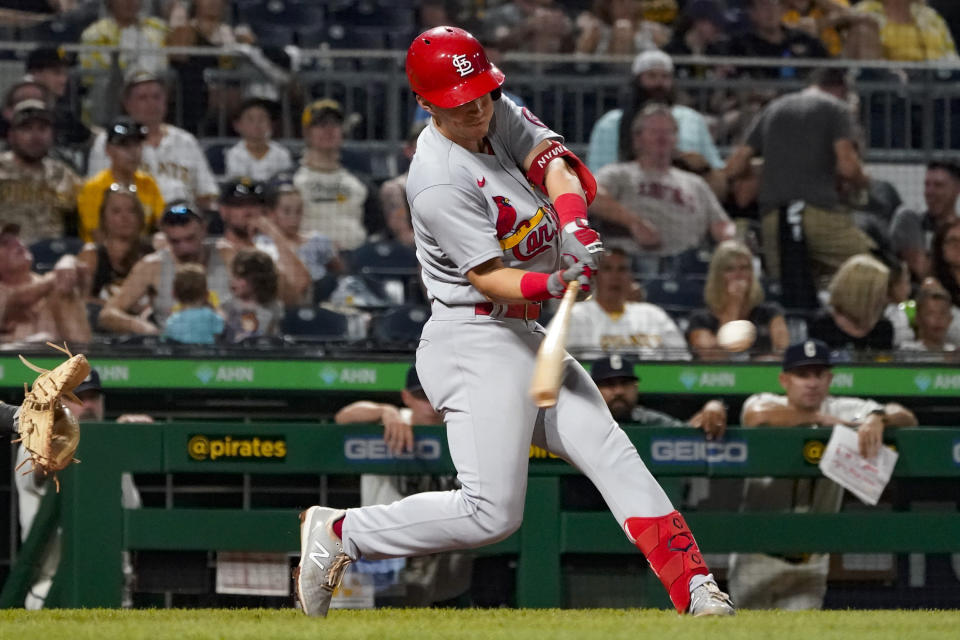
[818,425,898,506]
[329,566,375,609]
[215,552,290,596]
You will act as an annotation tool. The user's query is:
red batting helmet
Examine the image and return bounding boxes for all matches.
[406,26,505,109]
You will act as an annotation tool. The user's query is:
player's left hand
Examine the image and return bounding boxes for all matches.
[857,414,884,459]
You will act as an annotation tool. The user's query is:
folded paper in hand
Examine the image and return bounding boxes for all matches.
[818,424,898,506]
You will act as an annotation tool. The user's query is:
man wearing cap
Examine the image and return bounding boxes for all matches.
[87,71,218,211]
[585,49,724,191]
[0,222,91,343]
[0,99,81,244]
[24,46,92,150]
[334,366,473,606]
[729,339,916,609]
[225,98,293,182]
[590,353,728,436]
[13,368,151,608]
[99,203,233,334]
[294,98,379,251]
[76,116,165,242]
[218,177,310,304]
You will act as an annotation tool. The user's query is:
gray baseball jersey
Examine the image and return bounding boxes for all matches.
[340,96,677,565]
[407,97,562,304]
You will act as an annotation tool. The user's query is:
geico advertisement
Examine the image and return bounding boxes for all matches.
[188,435,287,461]
[344,436,443,462]
[649,438,748,465]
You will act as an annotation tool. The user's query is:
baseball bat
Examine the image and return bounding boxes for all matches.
[529,280,580,408]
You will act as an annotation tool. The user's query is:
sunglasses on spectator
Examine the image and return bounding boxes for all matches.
[161,204,204,226]
[107,182,138,195]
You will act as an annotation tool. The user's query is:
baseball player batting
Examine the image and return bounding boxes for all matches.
[295,26,735,618]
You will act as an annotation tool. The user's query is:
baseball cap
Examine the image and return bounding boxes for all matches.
[405,366,423,392]
[220,177,266,206]
[590,354,640,384]
[26,46,71,72]
[302,98,343,128]
[74,369,103,395]
[631,49,674,76]
[10,99,53,127]
[782,339,832,371]
[123,68,163,92]
[106,117,148,144]
[160,202,205,226]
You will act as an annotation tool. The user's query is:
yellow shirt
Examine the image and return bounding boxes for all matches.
[853,1,958,61]
[782,0,850,57]
[76,169,165,242]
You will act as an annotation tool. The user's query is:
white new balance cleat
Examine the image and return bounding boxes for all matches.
[688,581,736,617]
[294,506,352,617]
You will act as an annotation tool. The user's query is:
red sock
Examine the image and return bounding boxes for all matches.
[332,514,345,539]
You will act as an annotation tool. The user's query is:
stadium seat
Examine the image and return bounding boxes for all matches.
[203,141,232,177]
[30,237,84,274]
[348,240,418,273]
[369,304,429,349]
[281,306,356,342]
[643,276,705,313]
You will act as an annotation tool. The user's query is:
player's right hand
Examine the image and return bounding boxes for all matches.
[547,261,592,298]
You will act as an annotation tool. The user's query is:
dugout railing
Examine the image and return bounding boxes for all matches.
[3,422,959,609]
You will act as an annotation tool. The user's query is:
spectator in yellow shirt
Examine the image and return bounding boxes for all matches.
[76,117,165,242]
[852,0,957,61]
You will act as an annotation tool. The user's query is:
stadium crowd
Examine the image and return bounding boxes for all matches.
[0,0,958,363]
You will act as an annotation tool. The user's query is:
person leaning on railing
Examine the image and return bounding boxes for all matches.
[729,338,917,610]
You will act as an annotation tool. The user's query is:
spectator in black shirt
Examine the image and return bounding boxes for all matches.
[728,0,829,78]
[687,240,788,359]
[809,253,896,355]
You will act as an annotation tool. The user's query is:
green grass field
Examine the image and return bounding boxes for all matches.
[1,608,959,640]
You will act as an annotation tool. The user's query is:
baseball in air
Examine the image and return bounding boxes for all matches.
[716,320,757,352]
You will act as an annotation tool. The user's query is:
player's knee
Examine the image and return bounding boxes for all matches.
[473,506,523,544]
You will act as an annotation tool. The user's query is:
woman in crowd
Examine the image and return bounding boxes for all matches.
[809,253,896,353]
[687,240,788,359]
[576,0,672,54]
[77,184,154,304]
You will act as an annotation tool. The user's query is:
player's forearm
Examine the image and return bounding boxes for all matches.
[468,263,536,304]
[742,404,820,427]
[882,403,918,427]
[334,402,395,424]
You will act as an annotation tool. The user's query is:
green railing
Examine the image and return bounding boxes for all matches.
[6,423,960,608]
[1,356,960,397]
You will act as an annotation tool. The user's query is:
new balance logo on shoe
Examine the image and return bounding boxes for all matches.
[310,540,331,569]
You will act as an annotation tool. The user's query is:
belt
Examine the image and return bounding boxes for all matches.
[474,302,541,321]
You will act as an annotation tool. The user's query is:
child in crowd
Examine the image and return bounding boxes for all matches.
[221,249,283,342]
[224,98,293,181]
[163,263,224,344]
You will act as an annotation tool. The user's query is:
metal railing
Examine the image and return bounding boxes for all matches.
[2,43,960,160]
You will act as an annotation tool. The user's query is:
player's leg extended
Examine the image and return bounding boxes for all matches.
[340,318,540,558]
[297,318,541,615]
[542,358,733,615]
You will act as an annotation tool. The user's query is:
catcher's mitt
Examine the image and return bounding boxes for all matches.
[13,342,90,492]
